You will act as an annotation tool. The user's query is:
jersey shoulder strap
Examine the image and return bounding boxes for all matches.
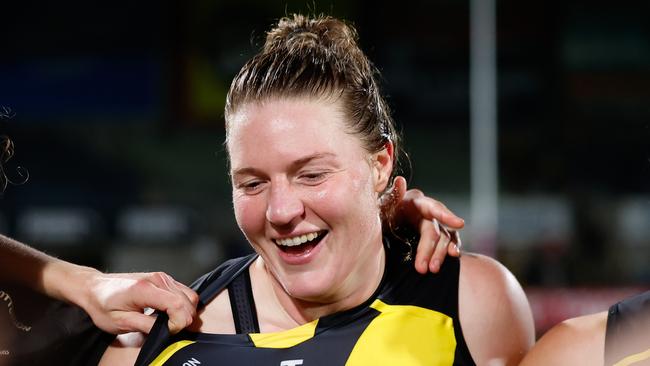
[191,253,258,307]
[134,253,258,366]
[604,290,650,365]
[228,264,260,334]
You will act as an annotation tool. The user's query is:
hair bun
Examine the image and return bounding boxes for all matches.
[226,14,401,191]
[264,14,359,57]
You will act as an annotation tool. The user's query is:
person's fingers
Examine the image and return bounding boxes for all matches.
[429,222,452,273]
[142,273,197,311]
[113,311,157,334]
[412,197,465,229]
[173,280,200,307]
[165,280,199,333]
[401,187,424,203]
[131,273,196,333]
[446,230,462,257]
[414,218,441,274]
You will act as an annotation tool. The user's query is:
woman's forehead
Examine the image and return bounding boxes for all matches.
[227,94,344,126]
[226,98,367,169]
[227,98,349,142]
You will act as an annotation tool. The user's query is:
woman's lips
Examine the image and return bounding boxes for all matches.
[275,231,327,264]
[274,230,326,247]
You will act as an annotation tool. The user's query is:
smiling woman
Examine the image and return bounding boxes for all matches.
[229,97,391,310]
[100,14,534,366]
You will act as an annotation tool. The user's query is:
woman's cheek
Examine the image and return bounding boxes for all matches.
[307,184,344,221]
[233,195,264,235]
[314,188,329,201]
[310,175,366,214]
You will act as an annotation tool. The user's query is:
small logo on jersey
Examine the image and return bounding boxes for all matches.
[182,357,201,366]
[280,360,303,366]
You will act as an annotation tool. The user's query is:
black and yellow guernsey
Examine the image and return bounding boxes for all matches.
[136,240,476,366]
[605,290,650,366]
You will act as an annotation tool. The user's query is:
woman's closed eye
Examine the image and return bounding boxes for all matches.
[238,180,266,194]
[298,171,330,184]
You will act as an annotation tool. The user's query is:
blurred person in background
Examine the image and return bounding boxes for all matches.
[520,290,650,365]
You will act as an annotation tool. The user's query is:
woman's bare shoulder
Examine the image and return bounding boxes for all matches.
[458,253,535,366]
[459,253,533,315]
[98,332,145,366]
[188,288,236,334]
[520,311,607,366]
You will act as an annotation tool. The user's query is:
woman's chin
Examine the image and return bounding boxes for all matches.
[280,271,341,303]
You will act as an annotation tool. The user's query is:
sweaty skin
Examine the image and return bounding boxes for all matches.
[519,312,606,366]
[100,97,533,366]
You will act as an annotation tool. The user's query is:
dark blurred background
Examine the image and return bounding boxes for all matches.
[1,0,649,334]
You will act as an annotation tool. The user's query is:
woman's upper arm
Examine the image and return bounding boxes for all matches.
[458,253,535,366]
[519,312,607,366]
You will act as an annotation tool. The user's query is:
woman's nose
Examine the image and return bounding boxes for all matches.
[265,181,305,227]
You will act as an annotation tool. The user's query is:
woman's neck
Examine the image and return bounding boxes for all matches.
[252,242,386,331]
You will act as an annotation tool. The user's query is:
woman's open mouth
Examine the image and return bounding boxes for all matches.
[274,230,328,256]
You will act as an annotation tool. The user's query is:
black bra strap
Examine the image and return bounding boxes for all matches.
[228,266,260,334]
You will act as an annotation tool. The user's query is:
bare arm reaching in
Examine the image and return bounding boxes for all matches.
[0,234,198,334]
[1,131,198,334]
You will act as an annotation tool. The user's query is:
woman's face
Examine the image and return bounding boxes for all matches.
[227,97,393,303]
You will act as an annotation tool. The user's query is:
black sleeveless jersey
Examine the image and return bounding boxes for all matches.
[136,243,476,366]
[605,290,650,366]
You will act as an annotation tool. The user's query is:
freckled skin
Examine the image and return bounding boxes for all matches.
[316,189,328,200]
[227,97,393,320]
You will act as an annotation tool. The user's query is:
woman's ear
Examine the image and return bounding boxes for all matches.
[373,141,394,193]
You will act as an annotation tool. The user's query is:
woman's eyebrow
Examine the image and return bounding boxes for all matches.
[232,153,337,178]
[231,167,264,178]
[290,152,336,169]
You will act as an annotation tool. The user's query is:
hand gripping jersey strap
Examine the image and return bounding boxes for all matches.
[134,254,258,366]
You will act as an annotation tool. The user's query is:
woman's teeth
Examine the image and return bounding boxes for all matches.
[275,232,321,247]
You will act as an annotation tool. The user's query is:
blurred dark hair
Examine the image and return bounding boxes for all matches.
[0,135,14,192]
[1,107,28,193]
